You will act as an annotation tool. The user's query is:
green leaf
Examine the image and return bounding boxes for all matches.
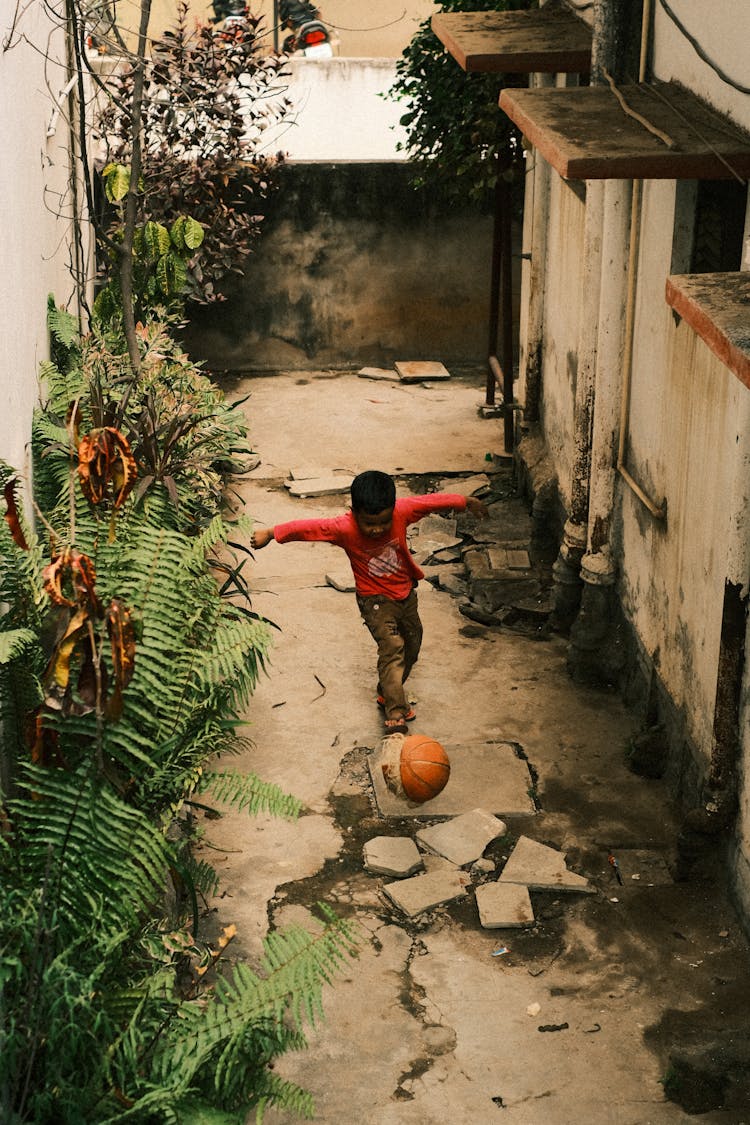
[184,217,205,250]
[102,162,131,202]
[144,221,171,259]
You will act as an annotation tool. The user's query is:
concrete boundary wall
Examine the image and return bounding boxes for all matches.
[181,162,495,374]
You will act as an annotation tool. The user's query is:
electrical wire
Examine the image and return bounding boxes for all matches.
[656,0,750,96]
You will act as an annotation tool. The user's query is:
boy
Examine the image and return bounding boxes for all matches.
[251,470,488,734]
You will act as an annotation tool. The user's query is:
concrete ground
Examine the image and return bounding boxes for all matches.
[200,369,750,1124]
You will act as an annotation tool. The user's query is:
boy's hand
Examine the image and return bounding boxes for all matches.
[251,527,274,550]
[465,497,489,519]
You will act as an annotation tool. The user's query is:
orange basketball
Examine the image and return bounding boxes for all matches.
[400,734,450,803]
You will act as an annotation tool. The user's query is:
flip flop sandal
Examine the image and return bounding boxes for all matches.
[377,696,416,721]
[383,718,408,734]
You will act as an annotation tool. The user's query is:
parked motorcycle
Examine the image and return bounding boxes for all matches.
[279,0,334,58]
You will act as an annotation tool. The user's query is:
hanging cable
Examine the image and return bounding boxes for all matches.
[656,0,750,96]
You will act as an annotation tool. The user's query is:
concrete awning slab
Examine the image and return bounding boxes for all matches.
[431,8,591,73]
[499,82,750,180]
[666,273,750,390]
[369,740,536,819]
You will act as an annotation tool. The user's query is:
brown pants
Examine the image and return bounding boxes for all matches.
[357,589,423,719]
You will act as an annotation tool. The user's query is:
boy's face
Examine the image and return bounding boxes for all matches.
[355,506,394,539]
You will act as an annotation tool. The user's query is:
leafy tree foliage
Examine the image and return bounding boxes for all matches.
[389,0,532,205]
[95,1,291,308]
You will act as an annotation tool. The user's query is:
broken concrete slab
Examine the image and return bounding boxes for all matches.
[471,858,496,877]
[382,870,469,918]
[358,366,399,382]
[287,465,337,481]
[395,360,451,383]
[411,515,458,542]
[439,474,491,497]
[499,836,594,893]
[363,836,423,878]
[416,809,507,867]
[487,547,531,571]
[286,476,351,498]
[476,882,535,928]
[325,570,356,593]
[369,740,536,819]
[438,572,468,597]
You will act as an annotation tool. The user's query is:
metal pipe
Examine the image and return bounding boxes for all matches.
[615,0,665,519]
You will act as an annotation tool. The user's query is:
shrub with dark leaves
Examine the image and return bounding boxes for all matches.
[96,1,291,304]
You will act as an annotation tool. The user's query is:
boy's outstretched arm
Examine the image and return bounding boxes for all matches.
[465,496,489,519]
[251,527,275,549]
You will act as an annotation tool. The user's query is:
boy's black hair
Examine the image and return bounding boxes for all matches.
[351,470,396,514]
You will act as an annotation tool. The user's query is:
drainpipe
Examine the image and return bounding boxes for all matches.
[568,180,631,678]
[564,0,649,671]
[519,72,553,427]
[551,180,604,632]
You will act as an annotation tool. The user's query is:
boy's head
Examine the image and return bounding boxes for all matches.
[351,470,396,538]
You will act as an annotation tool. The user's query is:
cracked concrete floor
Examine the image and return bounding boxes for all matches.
[200,370,750,1124]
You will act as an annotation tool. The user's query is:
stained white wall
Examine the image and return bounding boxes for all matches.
[518,2,750,921]
[0,0,81,485]
[652,1,750,131]
[538,177,585,511]
[258,57,409,161]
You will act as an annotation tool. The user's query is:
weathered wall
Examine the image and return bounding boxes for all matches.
[0,3,81,483]
[181,162,494,372]
[537,176,585,511]
[516,3,750,923]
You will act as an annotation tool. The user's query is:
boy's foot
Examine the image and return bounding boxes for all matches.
[384,717,409,735]
[377,695,416,721]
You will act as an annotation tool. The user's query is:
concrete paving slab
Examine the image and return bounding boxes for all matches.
[395,360,452,382]
[412,515,458,540]
[487,547,531,571]
[287,465,335,481]
[499,836,594,893]
[286,476,351,497]
[363,836,423,877]
[475,882,535,928]
[416,809,507,867]
[358,366,399,381]
[368,741,536,819]
[438,474,491,496]
[382,870,469,917]
[325,570,356,592]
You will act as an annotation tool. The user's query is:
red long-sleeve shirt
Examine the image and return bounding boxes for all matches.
[273,493,467,599]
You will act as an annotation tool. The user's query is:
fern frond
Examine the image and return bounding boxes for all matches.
[156,911,359,1088]
[200,770,302,820]
[0,628,38,663]
[12,765,174,936]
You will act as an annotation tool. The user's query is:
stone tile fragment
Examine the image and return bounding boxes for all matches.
[438,474,490,496]
[417,809,507,867]
[476,882,534,928]
[499,836,594,893]
[395,360,451,383]
[363,836,423,878]
[382,870,469,918]
[358,366,399,381]
[286,476,351,497]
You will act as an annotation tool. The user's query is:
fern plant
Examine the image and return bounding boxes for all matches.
[0,292,359,1121]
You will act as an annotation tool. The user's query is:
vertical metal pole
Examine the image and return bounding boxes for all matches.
[486,169,503,406]
[499,173,515,452]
